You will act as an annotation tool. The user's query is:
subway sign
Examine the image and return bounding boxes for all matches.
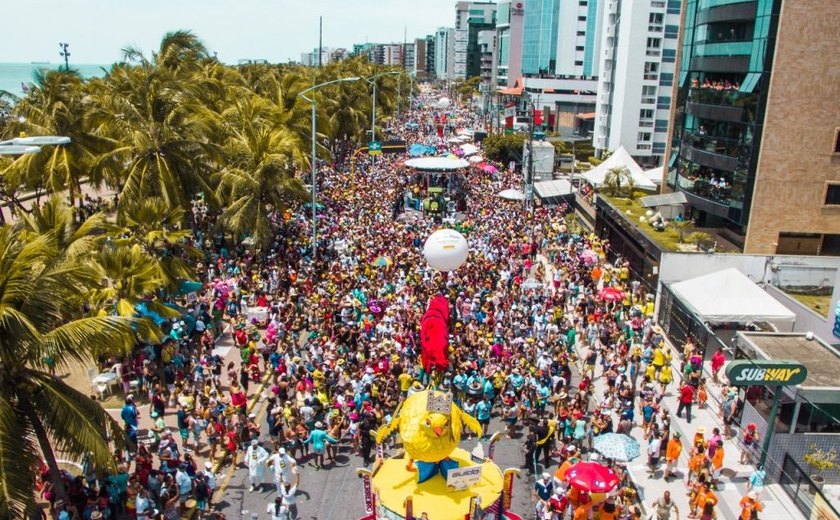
[725,360,808,387]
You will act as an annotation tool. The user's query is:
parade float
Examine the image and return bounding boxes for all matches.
[355,229,522,520]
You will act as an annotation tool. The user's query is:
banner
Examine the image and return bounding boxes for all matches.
[504,103,516,129]
[446,465,483,491]
[357,469,374,514]
[501,469,520,512]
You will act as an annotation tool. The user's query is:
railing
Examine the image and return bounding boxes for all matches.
[688,87,758,109]
[779,453,840,520]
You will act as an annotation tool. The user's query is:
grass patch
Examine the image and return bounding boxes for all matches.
[785,292,832,318]
[600,195,687,252]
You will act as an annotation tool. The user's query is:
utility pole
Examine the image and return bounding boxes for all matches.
[318,17,323,68]
[526,93,536,247]
[59,42,70,71]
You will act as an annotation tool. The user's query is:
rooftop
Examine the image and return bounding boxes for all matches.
[739,332,840,388]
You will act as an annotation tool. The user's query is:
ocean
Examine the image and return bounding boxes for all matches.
[0,63,109,99]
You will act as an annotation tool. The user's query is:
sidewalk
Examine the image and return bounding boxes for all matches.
[536,254,806,520]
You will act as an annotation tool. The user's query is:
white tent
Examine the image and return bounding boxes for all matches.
[404,157,470,171]
[645,166,664,185]
[459,143,480,156]
[581,146,657,190]
[669,268,796,331]
[497,188,526,201]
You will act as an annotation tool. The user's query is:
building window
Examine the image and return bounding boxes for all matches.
[579,0,588,4]
[826,184,840,205]
[638,132,652,142]
[647,38,661,49]
[574,60,584,66]
[640,109,654,119]
[576,46,585,51]
[578,16,587,21]
[577,31,586,36]
[644,62,659,80]
[649,13,664,24]
[834,128,840,153]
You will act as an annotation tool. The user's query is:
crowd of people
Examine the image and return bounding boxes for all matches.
[37,87,773,520]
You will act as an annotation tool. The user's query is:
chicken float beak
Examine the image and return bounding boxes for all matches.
[433,426,444,437]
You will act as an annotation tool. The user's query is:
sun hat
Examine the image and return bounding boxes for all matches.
[542,472,551,480]
[251,439,258,446]
[315,421,324,429]
[748,490,757,499]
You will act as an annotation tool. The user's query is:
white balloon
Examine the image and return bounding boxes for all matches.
[423,229,468,272]
[437,97,451,108]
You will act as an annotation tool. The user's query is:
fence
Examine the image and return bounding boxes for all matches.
[779,453,840,520]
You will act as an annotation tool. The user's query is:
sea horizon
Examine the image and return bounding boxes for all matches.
[0,62,110,98]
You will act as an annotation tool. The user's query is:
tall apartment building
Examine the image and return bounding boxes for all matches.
[665,0,840,255]
[509,0,605,134]
[402,43,415,71]
[478,30,496,85]
[494,0,526,88]
[434,27,453,79]
[424,35,436,78]
[411,39,426,76]
[373,44,403,66]
[594,0,681,166]
[453,1,497,80]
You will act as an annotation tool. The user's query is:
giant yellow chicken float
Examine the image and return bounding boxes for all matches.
[376,389,482,482]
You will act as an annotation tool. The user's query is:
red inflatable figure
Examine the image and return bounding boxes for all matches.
[420,295,451,374]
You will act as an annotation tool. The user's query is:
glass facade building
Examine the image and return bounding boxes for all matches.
[667,0,780,231]
[521,0,560,75]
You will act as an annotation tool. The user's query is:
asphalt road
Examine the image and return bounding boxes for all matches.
[212,397,557,520]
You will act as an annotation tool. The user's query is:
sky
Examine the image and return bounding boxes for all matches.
[0,0,456,64]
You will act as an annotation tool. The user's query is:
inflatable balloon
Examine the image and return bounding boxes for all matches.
[437,97,451,108]
[423,229,468,272]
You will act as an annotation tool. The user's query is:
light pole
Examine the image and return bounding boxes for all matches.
[59,42,70,71]
[367,71,400,143]
[297,76,360,261]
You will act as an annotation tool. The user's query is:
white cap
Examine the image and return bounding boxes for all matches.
[204,461,213,470]
[251,439,259,446]
[542,472,551,480]
[279,448,286,455]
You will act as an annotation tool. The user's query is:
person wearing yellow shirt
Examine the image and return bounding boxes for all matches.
[659,364,673,394]
[652,345,665,375]
[398,372,413,395]
[645,363,656,383]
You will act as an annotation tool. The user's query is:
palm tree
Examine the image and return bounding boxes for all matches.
[17,196,110,259]
[0,225,144,517]
[5,69,106,212]
[114,197,200,291]
[603,166,635,197]
[216,95,308,249]
[87,62,213,211]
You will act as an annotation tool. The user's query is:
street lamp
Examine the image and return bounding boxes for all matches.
[366,71,400,143]
[0,135,71,155]
[297,76,360,261]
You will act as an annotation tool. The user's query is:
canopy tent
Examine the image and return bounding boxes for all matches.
[534,179,575,205]
[459,143,479,156]
[644,166,664,185]
[669,268,796,331]
[497,188,526,201]
[404,157,471,172]
[581,146,657,190]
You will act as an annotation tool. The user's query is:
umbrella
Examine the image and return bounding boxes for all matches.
[497,188,526,201]
[580,249,599,265]
[371,256,393,267]
[565,461,620,493]
[593,433,641,462]
[303,202,325,211]
[481,164,499,174]
[468,155,484,164]
[409,143,427,157]
[598,286,625,302]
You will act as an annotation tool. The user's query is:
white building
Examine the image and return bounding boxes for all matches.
[434,27,453,80]
[593,0,680,167]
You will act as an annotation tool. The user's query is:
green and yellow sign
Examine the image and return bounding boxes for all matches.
[725,360,808,386]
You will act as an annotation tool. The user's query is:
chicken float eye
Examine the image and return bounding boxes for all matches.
[425,419,431,427]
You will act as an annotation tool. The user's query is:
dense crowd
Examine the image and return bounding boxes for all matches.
[38,89,769,520]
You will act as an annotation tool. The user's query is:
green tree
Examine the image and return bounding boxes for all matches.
[0,225,143,517]
[483,132,527,165]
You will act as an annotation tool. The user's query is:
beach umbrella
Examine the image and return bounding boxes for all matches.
[565,461,620,493]
[481,164,499,174]
[593,433,641,462]
[371,256,393,267]
[497,188,526,201]
[409,143,427,157]
[598,287,625,302]
[468,155,484,164]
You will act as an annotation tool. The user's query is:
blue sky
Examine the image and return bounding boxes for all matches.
[1,0,455,64]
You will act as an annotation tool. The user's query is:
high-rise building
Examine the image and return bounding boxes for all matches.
[412,39,426,77]
[425,35,436,78]
[521,0,604,78]
[402,42,415,71]
[434,27,453,79]
[494,0,526,88]
[594,0,680,166]
[299,47,347,66]
[478,30,495,85]
[665,0,840,255]
[453,1,497,80]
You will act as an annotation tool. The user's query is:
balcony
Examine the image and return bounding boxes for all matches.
[694,41,752,57]
[648,24,663,32]
[646,49,662,57]
[680,142,738,172]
